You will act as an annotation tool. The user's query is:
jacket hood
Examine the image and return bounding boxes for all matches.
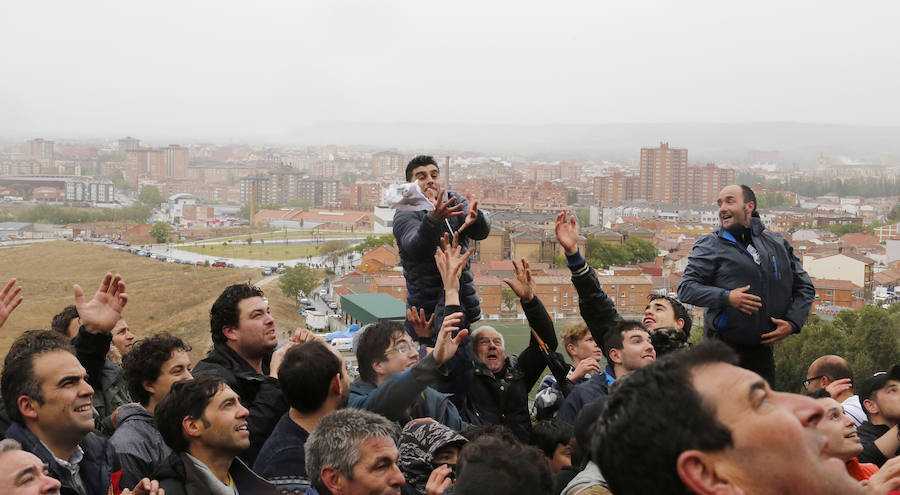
[116,403,154,425]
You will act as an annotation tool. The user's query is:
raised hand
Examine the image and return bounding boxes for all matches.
[0,278,23,329]
[555,210,579,255]
[407,306,435,340]
[425,464,454,495]
[432,311,467,366]
[457,193,480,235]
[569,357,602,382]
[824,378,853,400]
[434,232,474,293]
[73,273,128,334]
[502,258,534,303]
[427,188,465,222]
[727,285,762,315]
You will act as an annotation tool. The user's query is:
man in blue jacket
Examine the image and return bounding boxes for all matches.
[393,155,490,343]
[678,184,814,384]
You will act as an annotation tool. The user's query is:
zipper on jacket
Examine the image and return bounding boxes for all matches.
[772,255,779,280]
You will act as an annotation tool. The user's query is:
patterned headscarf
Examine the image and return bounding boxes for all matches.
[398,421,468,495]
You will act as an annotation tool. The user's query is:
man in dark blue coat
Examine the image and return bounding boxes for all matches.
[393,155,490,343]
[678,184,815,384]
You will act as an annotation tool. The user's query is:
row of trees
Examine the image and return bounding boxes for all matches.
[14,204,152,224]
[585,237,658,269]
[738,174,900,199]
[773,304,900,392]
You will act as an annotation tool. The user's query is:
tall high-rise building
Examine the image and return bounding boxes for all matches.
[593,173,637,205]
[685,163,736,205]
[118,137,140,151]
[371,151,406,178]
[26,138,55,172]
[639,142,688,204]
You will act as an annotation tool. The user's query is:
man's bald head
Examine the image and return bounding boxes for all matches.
[806,355,853,392]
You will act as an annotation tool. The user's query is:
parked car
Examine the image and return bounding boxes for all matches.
[262,267,273,276]
[276,266,286,274]
[327,301,338,310]
[299,297,311,305]
[212,261,227,268]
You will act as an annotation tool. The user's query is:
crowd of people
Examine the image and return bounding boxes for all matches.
[0,156,898,495]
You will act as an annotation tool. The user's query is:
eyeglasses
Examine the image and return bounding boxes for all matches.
[802,375,827,389]
[384,341,415,356]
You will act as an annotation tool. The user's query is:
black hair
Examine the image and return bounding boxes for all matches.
[740,185,760,217]
[456,436,553,495]
[530,418,573,459]
[155,375,226,453]
[122,332,191,406]
[807,389,832,399]
[356,321,405,384]
[593,340,737,495]
[50,305,79,338]
[405,155,439,182]
[279,340,342,413]
[647,294,692,334]
[459,423,521,446]
[602,320,648,358]
[1,330,74,423]
[209,284,265,345]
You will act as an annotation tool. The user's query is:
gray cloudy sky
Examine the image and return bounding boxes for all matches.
[2,0,899,142]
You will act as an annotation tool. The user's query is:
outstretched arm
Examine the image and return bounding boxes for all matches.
[0,278,23,330]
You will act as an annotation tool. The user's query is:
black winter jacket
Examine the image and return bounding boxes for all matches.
[455,295,557,442]
[153,452,274,495]
[4,422,117,495]
[192,343,289,465]
[678,217,815,346]
[393,191,490,336]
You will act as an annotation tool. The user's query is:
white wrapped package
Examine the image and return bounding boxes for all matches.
[383,182,434,211]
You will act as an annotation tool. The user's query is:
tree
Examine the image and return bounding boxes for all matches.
[502,288,518,311]
[150,221,170,244]
[353,234,395,253]
[279,264,318,302]
[888,201,900,222]
[586,239,631,268]
[623,238,658,264]
[138,186,163,206]
[320,240,351,256]
[575,208,590,227]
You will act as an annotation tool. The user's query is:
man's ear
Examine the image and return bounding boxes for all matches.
[222,326,239,342]
[676,318,685,331]
[330,373,342,396]
[863,398,879,416]
[565,343,577,358]
[677,450,744,495]
[182,416,203,441]
[321,466,347,495]
[17,395,39,421]
[371,359,385,377]
[608,348,623,366]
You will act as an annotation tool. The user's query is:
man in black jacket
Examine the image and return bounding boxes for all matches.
[678,184,814,384]
[154,375,274,495]
[193,283,291,464]
[393,155,490,343]
[455,258,557,442]
[856,367,900,467]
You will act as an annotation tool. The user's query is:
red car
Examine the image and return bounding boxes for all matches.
[212,261,227,267]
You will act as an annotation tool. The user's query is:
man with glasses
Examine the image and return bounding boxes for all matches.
[350,317,467,429]
[805,354,866,426]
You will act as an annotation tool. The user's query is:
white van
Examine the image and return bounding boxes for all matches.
[331,337,353,351]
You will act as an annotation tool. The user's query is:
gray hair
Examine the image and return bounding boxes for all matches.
[0,438,22,454]
[470,325,504,349]
[305,409,399,492]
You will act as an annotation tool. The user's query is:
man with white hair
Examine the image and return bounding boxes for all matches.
[455,258,558,442]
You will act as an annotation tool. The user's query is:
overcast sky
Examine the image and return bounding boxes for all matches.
[2,0,899,142]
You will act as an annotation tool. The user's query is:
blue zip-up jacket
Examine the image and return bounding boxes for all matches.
[678,217,815,346]
[556,365,615,426]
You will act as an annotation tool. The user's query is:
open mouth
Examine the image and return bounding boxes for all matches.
[74,404,92,414]
[721,213,733,222]
[844,431,859,441]
[236,423,249,433]
[642,353,656,361]
[642,316,655,327]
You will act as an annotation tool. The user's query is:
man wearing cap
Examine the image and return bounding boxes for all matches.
[393,155,490,343]
[857,366,900,467]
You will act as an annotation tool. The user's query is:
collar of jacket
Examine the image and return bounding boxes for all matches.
[208,343,273,379]
[472,354,523,381]
[716,216,766,240]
